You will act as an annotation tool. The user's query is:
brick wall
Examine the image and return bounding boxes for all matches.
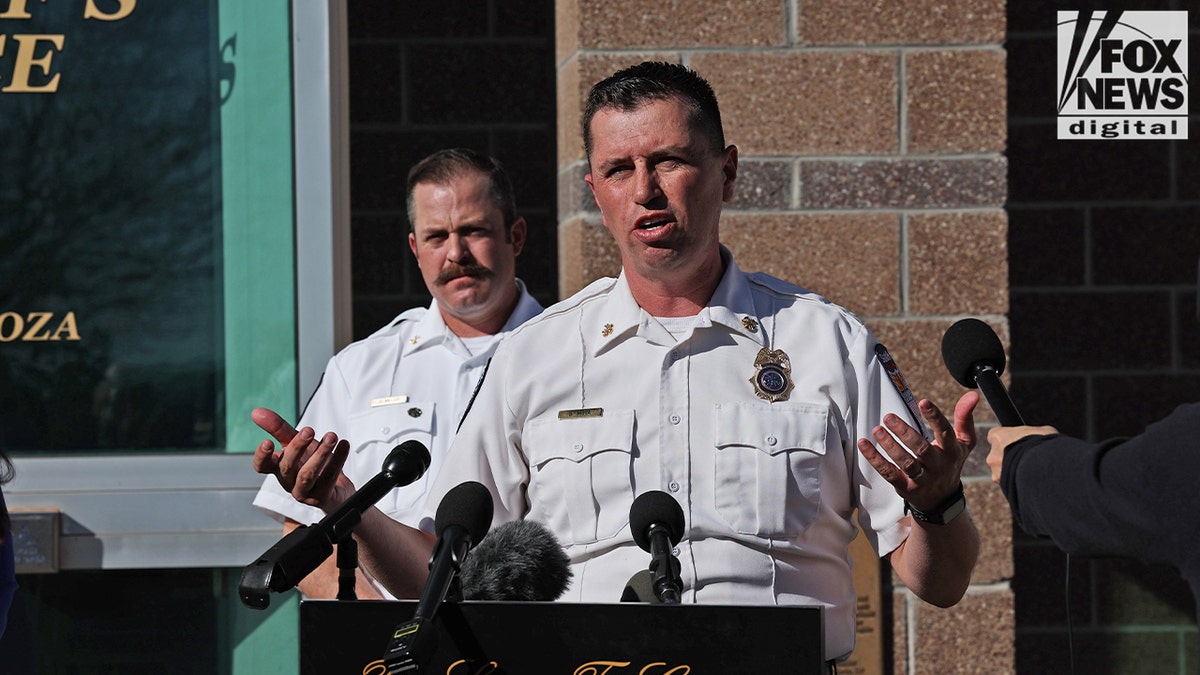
[1006,2,1199,672]
[556,1,1013,672]
[346,0,558,340]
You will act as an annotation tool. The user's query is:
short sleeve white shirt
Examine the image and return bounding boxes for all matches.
[252,281,543,597]
[426,254,919,659]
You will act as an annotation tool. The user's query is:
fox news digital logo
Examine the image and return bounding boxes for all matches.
[1057,10,1188,140]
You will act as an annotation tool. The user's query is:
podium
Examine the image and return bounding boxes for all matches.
[301,600,825,674]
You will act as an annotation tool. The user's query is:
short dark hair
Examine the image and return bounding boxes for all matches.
[582,61,726,160]
[405,148,518,231]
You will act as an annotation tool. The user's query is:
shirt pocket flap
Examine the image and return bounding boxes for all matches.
[714,401,828,457]
[346,401,435,454]
[525,409,636,466]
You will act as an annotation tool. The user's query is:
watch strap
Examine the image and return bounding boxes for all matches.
[904,482,967,526]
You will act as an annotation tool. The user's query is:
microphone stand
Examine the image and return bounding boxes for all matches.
[336,533,358,601]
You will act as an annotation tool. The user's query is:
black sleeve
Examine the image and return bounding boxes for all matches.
[998,403,1200,569]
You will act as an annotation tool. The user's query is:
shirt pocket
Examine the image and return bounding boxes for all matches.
[713,401,828,537]
[524,409,636,545]
[346,401,436,516]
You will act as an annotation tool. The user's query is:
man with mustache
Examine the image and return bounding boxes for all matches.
[251,148,542,599]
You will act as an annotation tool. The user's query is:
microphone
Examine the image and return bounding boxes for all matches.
[628,490,685,604]
[384,481,493,673]
[460,519,573,601]
[941,318,1026,426]
[239,440,431,608]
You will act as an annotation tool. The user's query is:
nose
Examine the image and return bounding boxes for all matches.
[632,165,662,206]
[446,233,471,265]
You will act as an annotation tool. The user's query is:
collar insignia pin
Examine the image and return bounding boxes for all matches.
[750,347,794,402]
[602,323,613,337]
[741,317,759,333]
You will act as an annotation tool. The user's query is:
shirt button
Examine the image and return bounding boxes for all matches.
[669,414,681,425]
[381,427,390,435]
[671,546,681,556]
[573,442,584,453]
[670,350,681,361]
[766,435,778,446]
[668,481,680,493]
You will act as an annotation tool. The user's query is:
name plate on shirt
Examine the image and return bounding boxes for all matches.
[370,395,409,407]
[557,408,603,420]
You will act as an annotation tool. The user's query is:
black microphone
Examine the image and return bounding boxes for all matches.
[239,440,431,609]
[461,519,573,601]
[941,318,1026,426]
[628,490,685,604]
[384,481,493,673]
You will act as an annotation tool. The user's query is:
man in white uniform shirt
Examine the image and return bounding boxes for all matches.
[253,63,980,663]
[252,148,542,599]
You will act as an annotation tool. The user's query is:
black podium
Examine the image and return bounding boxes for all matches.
[301,600,825,674]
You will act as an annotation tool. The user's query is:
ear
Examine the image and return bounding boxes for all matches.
[508,217,527,257]
[408,231,418,258]
[721,144,739,203]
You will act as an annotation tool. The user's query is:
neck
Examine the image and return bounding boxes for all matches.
[625,250,725,318]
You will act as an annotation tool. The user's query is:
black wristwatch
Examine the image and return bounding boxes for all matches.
[904,482,967,525]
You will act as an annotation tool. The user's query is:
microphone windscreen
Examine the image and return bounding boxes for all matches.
[434,481,493,545]
[461,520,573,601]
[382,440,431,486]
[629,490,684,552]
[941,318,1007,388]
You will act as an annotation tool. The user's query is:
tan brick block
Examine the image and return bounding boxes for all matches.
[907,211,1008,316]
[558,215,621,298]
[557,52,681,165]
[554,0,580,66]
[907,50,1007,154]
[802,0,1005,46]
[966,481,1013,584]
[801,158,1008,209]
[692,51,899,155]
[912,590,1015,674]
[868,319,966,414]
[721,212,901,316]
[893,592,909,675]
[573,0,785,50]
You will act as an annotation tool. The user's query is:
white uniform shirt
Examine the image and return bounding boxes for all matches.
[253,281,543,596]
[426,253,918,659]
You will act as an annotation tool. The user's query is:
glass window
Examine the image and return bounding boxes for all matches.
[0,0,296,455]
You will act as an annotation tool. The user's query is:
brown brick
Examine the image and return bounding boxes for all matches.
[907,211,1008,316]
[966,481,1013,584]
[557,215,621,298]
[801,158,1007,210]
[728,159,793,211]
[892,592,909,675]
[573,0,785,50]
[721,213,901,316]
[907,50,1007,154]
[867,318,1011,425]
[554,0,580,65]
[801,0,1005,46]
[692,51,898,155]
[912,590,1015,674]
